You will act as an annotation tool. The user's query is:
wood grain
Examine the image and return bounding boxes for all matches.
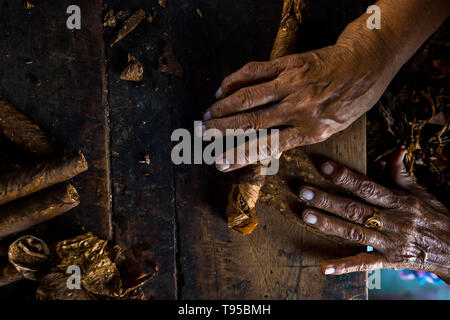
[171,0,369,299]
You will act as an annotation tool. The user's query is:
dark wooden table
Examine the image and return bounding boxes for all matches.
[0,0,370,299]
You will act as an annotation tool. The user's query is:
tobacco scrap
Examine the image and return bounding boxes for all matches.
[0,258,23,287]
[24,1,34,10]
[158,44,183,78]
[0,184,80,240]
[53,233,155,299]
[120,54,144,82]
[0,150,88,206]
[158,0,167,8]
[0,97,61,157]
[5,233,156,299]
[111,9,146,47]
[103,9,129,28]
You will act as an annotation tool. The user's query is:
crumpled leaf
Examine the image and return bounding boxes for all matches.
[55,232,155,299]
[120,54,144,82]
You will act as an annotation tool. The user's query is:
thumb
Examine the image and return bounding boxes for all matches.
[389,149,446,211]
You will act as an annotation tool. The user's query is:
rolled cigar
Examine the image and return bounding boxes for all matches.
[226,0,304,235]
[0,184,80,240]
[0,97,60,157]
[0,151,87,206]
[0,258,24,287]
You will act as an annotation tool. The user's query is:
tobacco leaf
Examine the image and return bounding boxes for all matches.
[55,233,155,299]
[111,9,146,47]
[158,44,183,78]
[120,54,144,82]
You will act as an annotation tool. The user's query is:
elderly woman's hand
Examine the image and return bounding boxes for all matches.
[298,150,450,284]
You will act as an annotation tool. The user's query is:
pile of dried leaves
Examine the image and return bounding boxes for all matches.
[367,20,449,206]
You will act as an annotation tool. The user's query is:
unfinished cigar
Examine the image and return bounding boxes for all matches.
[0,258,24,287]
[0,184,80,240]
[226,0,303,235]
[0,97,60,157]
[0,151,87,206]
[270,0,303,60]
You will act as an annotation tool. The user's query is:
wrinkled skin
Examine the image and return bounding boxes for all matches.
[298,150,450,284]
[203,0,450,172]
[203,44,390,171]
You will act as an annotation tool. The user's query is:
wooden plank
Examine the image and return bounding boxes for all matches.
[0,0,110,295]
[105,0,177,299]
[170,0,369,299]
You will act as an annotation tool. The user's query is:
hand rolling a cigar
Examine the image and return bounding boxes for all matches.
[204,0,450,281]
[0,98,88,288]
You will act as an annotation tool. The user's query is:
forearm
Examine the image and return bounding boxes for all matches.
[338,0,449,86]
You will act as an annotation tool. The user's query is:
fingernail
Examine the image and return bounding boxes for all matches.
[203,111,211,121]
[216,161,230,171]
[324,267,335,275]
[303,213,317,225]
[215,87,223,99]
[322,162,335,175]
[299,188,314,201]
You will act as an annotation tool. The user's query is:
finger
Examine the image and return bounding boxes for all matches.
[389,149,447,211]
[215,61,282,99]
[321,161,401,209]
[298,186,375,225]
[204,80,287,121]
[301,209,388,247]
[321,252,390,275]
[203,102,288,136]
[215,127,301,172]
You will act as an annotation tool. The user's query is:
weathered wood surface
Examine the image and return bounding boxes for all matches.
[105,0,177,299]
[170,0,369,299]
[0,0,111,296]
[0,0,369,299]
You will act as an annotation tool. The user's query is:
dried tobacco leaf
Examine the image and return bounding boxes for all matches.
[158,44,183,78]
[158,0,167,8]
[104,9,130,28]
[55,233,155,299]
[111,9,146,47]
[0,259,23,287]
[120,54,144,82]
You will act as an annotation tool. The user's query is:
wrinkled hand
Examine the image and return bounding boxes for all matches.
[298,150,450,284]
[203,44,391,172]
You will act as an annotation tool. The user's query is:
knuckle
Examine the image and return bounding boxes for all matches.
[331,167,353,187]
[236,89,253,109]
[343,201,366,222]
[358,180,378,199]
[221,75,234,89]
[243,61,261,74]
[316,193,332,209]
[347,226,366,244]
[404,197,423,214]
